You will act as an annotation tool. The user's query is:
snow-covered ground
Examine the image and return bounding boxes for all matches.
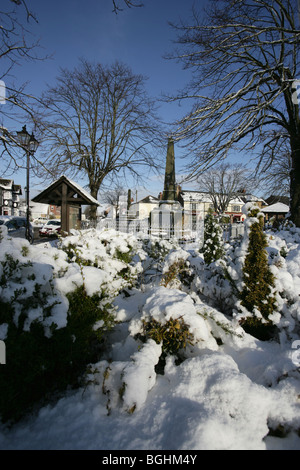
[0,222,300,450]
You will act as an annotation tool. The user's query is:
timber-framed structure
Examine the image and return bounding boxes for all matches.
[32,175,99,233]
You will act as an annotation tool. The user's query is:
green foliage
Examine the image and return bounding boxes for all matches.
[0,281,115,424]
[0,254,27,287]
[21,245,29,257]
[202,209,224,264]
[161,259,194,288]
[114,247,133,264]
[62,242,99,267]
[240,207,277,339]
[138,316,194,373]
[143,238,177,261]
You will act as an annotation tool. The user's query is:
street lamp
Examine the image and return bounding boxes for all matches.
[16,125,39,242]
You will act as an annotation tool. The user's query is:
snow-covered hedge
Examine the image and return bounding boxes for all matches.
[1,220,300,445]
[0,227,145,423]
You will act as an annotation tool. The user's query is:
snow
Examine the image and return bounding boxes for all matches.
[1,223,300,450]
[262,203,290,213]
[43,175,100,206]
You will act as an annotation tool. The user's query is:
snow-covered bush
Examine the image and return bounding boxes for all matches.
[0,227,143,423]
[59,228,144,287]
[138,316,195,373]
[202,209,224,265]
[237,205,277,340]
[141,237,178,262]
[160,248,194,289]
[119,339,162,413]
[128,286,218,367]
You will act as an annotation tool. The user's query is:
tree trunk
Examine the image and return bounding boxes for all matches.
[89,185,99,220]
[290,136,300,227]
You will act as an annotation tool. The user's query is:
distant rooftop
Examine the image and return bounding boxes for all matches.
[261,202,289,213]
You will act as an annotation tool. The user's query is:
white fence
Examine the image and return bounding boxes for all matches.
[83,195,244,242]
[94,215,244,242]
[97,216,202,240]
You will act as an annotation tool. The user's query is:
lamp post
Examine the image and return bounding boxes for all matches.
[16,125,39,242]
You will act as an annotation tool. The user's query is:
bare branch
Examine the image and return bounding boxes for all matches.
[111,0,143,14]
[35,60,164,218]
[168,0,300,224]
[197,162,258,215]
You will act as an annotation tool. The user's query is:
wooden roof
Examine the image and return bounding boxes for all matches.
[32,175,99,206]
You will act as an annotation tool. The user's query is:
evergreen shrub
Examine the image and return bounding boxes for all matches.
[202,209,224,264]
[161,259,194,288]
[239,206,277,340]
[0,265,115,424]
[137,316,194,373]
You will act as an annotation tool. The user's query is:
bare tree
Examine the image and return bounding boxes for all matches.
[168,0,300,225]
[259,142,292,197]
[0,0,144,175]
[35,60,163,218]
[101,184,128,218]
[0,0,39,81]
[0,1,47,172]
[197,163,257,215]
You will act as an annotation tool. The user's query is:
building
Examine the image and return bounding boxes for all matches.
[30,202,52,221]
[127,189,261,228]
[238,193,267,209]
[47,203,61,219]
[128,195,160,220]
[179,190,246,225]
[0,179,22,216]
[261,202,290,222]
[32,175,99,233]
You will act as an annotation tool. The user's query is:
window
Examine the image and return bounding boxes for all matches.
[192,214,197,231]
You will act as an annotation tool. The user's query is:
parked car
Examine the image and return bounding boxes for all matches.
[32,217,49,226]
[0,216,34,243]
[39,220,61,237]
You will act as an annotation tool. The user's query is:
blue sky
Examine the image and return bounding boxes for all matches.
[4,0,208,199]
[19,0,200,112]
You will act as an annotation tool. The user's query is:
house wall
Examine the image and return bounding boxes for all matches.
[128,202,159,220]
[0,181,22,216]
[181,192,245,222]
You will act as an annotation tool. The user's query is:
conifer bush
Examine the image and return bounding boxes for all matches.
[202,209,224,265]
[239,206,277,340]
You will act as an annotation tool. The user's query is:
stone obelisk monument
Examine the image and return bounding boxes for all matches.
[162,137,177,202]
[150,138,183,238]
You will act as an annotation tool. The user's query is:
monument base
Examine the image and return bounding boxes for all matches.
[150,200,183,239]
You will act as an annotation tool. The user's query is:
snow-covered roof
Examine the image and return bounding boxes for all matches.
[32,175,100,206]
[180,191,212,203]
[30,202,49,211]
[239,194,267,204]
[133,195,160,205]
[180,190,244,204]
[60,176,99,205]
[261,202,289,213]
[0,179,13,190]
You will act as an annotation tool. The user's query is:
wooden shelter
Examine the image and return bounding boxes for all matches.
[261,202,289,222]
[32,175,99,233]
